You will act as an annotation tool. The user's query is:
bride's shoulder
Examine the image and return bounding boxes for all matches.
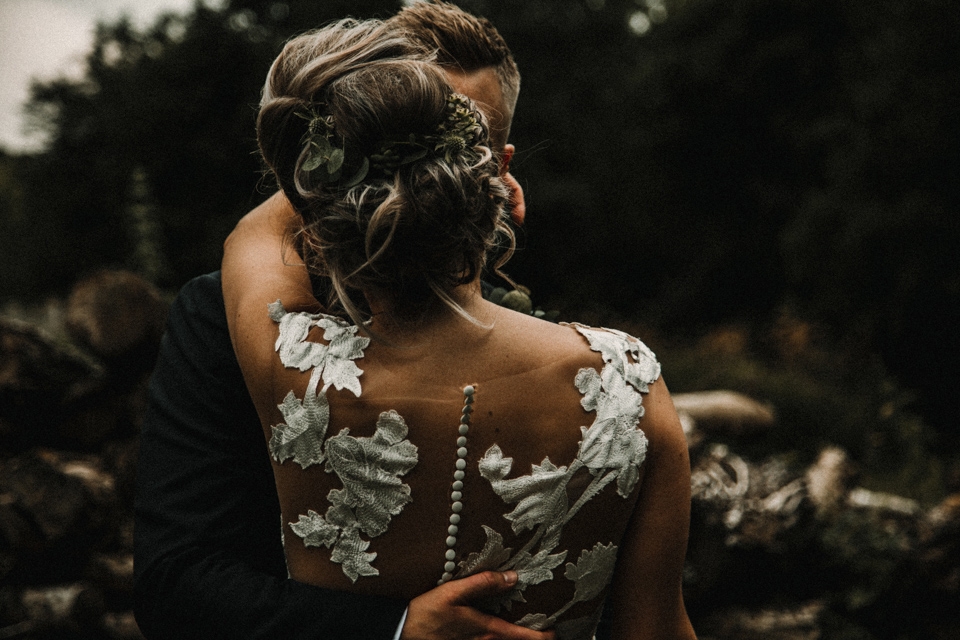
[499,309,660,374]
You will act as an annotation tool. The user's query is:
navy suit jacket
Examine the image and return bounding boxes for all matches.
[134,272,406,639]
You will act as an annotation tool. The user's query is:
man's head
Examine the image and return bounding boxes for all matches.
[389,1,519,152]
[389,2,524,223]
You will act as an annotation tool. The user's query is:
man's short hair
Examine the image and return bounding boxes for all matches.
[390,1,520,140]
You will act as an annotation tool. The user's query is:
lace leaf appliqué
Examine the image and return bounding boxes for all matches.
[324,411,419,538]
[267,303,417,582]
[466,325,659,631]
[269,387,330,468]
[564,542,619,605]
[480,446,570,537]
[288,410,418,581]
[269,300,369,395]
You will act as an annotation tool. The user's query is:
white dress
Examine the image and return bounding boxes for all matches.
[264,302,661,639]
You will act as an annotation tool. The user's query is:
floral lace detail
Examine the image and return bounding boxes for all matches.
[267,302,418,582]
[462,324,659,633]
[264,304,659,617]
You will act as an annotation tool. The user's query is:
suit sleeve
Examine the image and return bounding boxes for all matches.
[134,272,406,639]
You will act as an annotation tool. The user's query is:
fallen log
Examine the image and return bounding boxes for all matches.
[673,390,776,437]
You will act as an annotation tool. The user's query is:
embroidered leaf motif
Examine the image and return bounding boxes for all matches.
[331,526,379,581]
[564,542,619,604]
[325,488,360,528]
[316,317,368,396]
[516,613,552,631]
[458,526,527,612]
[467,324,657,628]
[574,349,649,497]
[478,444,513,482]
[268,387,330,468]
[491,457,570,535]
[577,418,648,498]
[574,368,602,413]
[571,324,661,394]
[271,302,329,372]
[270,303,416,583]
[289,510,338,548]
[323,412,418,538]
[514,548,568,587]
[271,301,369,397]
[456,525,513,577]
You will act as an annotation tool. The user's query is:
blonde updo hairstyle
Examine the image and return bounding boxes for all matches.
[257,19,513,326]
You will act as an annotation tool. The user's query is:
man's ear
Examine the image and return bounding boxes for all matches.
[499,144,524,225]
[499,144,515,176]
[502,171,526,226]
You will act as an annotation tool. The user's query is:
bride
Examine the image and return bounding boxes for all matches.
[223,18,695,640]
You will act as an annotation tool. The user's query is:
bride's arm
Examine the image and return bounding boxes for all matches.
[609,377,697,639]
[220,193,554,640]
[221,191,318,410]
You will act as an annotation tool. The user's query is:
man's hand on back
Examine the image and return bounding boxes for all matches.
[402,571,555,640]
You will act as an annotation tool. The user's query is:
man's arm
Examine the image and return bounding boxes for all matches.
[133,271,553,640]
[134,272,407,639]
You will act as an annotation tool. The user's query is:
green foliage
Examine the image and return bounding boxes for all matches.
[1,0,956,438]
[4,0,398,298]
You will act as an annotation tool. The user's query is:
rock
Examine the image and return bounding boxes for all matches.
[101,610,145,640]
[672,391,775,437]
[0,318,104,451]
[919,493,960,595]
[86,553,134,594]
[65,270,167,379]
[698,600,825,640]
[0,450,117,583]
[690,444,807,549]
[19,583,106,632]
[805,447,857,516]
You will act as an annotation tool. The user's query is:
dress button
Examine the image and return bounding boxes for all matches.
[457,447,468,458]
[445,549,456,561]
[444,561,456,573]
[454,470,465,480]
[446,535,458,547]
[463,385,475,395]
[452,480,463,491]
[448,524,459,535]
[451,501,463,513]
[456,459,466,470]
[449,513,461,524]
[442,572,453,581]
[451,491,462,501]
[458,424,469,435]
[457,436,467,447]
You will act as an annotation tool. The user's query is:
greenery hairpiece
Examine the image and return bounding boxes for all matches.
[297,93,483,188]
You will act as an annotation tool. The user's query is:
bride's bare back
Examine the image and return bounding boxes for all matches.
[228,22,695,637]
[224,198,693,639]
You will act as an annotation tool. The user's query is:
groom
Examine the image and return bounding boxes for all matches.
[134,3,538,639]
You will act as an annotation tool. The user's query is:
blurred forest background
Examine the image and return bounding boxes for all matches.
[0,0,958,635]
[3,0,958,481]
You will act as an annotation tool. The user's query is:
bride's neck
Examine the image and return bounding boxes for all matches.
[364,281,494,344]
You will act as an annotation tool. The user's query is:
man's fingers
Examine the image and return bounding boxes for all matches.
[445,571,518,604]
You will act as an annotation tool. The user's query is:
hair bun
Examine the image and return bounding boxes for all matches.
[257,20,515,325]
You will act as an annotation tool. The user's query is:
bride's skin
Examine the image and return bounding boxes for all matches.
[222,70,695,640]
